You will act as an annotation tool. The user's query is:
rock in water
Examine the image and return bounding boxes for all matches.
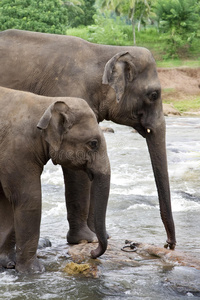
[38,237,52,249]
[67,239,200,272]
[63,262,98,278]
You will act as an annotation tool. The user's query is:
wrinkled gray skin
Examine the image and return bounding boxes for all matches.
[0,29,176,250]
[0,87,110,273]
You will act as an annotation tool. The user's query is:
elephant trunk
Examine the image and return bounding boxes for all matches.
[146,118,176,249]
[90,172,110,258]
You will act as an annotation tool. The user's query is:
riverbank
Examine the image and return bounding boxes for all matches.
[158,67,200,116]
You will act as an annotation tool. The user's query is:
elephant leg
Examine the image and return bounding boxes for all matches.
[62,167,96,244]
[13,175,44,273]
[14,206,43,273]
[0,183,16,269]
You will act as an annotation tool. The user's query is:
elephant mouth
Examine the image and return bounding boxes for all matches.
[84,165,94,181]
[131,114,152,138]
[133,124,151,138]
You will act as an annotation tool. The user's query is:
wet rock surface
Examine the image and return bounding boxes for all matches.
[38,237,52,249]
[59,239,200,279]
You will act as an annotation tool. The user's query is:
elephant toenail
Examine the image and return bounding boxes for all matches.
[7,261,15,269]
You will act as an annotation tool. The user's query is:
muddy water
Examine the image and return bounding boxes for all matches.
[0,117,200,299]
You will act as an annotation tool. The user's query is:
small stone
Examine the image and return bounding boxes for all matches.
[101,127,114,133]
[38,237,52,249]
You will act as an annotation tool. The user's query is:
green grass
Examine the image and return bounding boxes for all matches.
[157,59,200,68]
[164,97,200,112]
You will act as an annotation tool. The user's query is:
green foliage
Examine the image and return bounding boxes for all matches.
[97,0,153,44]
[67,12,133,45]
[67,0,97,27]
[67,26,90,40]
[154,0,200,58]
[94,0,200,58]
[0,0,68,34]
[155,0,199,32]
[87,12,130,45]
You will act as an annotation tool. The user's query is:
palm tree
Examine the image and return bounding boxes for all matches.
[98,0,151,44]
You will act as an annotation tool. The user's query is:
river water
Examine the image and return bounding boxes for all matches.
[0,116,200,299]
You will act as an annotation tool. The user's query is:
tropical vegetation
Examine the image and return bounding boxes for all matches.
[0,0,199,59]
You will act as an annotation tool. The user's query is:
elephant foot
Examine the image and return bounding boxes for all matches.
[67,225,97,244]
[15,256,45,273]
[0,253,16,269]
[164,239,176,250]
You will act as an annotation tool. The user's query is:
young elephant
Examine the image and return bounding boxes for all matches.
[0,87,110,273]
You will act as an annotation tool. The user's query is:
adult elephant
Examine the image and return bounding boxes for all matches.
[0,87,110,273]
[0,29,176,249]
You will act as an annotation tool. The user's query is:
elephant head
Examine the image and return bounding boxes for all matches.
[37,99,110,258]
[102,51,176,249]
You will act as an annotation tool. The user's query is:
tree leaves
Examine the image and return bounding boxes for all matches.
[0,0,68,34]
[154,0,200,58]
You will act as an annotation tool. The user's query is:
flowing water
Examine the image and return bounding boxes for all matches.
[0,116,200,299]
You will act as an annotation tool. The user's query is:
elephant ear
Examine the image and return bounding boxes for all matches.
[37,101,74,151]
[102,52,137,102]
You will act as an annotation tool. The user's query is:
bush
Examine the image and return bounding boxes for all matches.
[154,0,200,58]
[0,0,68,34]
[67,26,90,41]
[87,12,130,45]
[67,13,133,46]
[67,0,96,28]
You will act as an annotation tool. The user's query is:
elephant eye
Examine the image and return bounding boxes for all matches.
[87,139,98,150]
[149,91,159,101]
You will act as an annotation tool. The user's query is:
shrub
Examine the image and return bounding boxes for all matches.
[154,0,200,58]
[0,0,68,34]
[87,12,129,45]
